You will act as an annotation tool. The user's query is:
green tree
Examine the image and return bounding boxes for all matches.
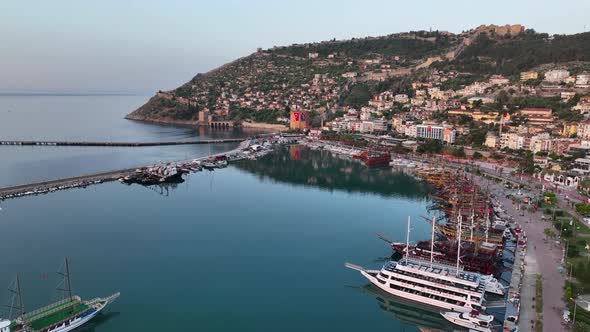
[543,227,556,239]
[497,90,510,105]
[451,147,466,158]
[575,203,590,216]
[417,140,443,154]
[343,84,372,108]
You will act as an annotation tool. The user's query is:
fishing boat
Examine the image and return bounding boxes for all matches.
[0,258,119,332]
[440,310,494,332]
[347,217,487,313]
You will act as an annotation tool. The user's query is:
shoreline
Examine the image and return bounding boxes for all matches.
[124,115,198,127]
[241,121,288,131]
[125,115,289,132]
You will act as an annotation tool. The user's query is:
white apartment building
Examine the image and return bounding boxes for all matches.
[500,132,525,150]
[577,122,590,140]
[414,124,456,144]
[544,69,570,83]
[576,73,590,88]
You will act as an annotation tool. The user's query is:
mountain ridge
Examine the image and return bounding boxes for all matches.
[126,25,590,127]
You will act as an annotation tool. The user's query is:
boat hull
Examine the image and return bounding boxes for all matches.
[440,312,492,332]
[43,305,104,332]
[361,271,475,313]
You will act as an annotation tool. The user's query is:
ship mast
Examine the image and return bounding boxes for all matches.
[430,215,435,266]
[5,275,26,322]
[470,208,475,242]
[470,190,475,242]
[57,257,73,303]
[485,205,490,243]
[405,216,411,261]
[16,275,24,319]
[456,215,462,277]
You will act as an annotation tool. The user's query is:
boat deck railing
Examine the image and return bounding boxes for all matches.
[23,296,81,321]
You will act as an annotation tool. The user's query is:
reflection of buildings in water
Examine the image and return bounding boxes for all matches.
[360,284,465,332]
[234,146,428,200]
[289,145,303,160]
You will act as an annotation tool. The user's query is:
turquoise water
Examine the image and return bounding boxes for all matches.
[0,96,457,331]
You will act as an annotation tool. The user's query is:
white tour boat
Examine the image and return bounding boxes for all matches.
[347,216,490,313]
[440,310,494,332]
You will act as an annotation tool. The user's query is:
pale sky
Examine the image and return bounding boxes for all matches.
[1,0,589,94]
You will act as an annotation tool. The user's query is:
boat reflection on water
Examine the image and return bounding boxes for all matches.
[235,145,429,200]
[358,284,468,332]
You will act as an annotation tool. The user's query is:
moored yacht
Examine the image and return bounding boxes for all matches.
[440,310,494,332]
[479,274,505,296]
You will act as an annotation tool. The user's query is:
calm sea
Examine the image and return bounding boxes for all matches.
[0,95,264,187]
[0,96,453,331]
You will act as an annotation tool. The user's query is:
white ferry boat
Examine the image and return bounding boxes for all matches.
[346,258,487,313]
[440,310,494,332]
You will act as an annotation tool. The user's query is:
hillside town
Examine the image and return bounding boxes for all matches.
[131,25,590,196]
[320,67,590,191]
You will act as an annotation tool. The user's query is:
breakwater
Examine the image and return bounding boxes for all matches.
[0,134,301,201]
[0,139,244,147]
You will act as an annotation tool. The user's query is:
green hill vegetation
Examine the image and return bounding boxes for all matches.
[436,30,590,75]
[127,27,590,126]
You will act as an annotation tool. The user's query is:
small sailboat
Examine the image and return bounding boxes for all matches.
[440,310,494,332]
[0,258,119,332]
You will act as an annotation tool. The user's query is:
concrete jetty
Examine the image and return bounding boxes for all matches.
[0,139,244,147]
[0,134,299,201]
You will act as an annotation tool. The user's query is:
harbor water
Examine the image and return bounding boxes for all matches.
[0,96,457,331]
[0,95,263,187]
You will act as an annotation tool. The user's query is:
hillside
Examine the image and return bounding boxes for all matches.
[434,30,590,76]
[126,25,590,127]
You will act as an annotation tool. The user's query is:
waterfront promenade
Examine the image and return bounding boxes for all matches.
[475,175,567,332]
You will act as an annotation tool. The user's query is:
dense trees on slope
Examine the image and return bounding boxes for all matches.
[269,32,454,60]
[447,31,590,75]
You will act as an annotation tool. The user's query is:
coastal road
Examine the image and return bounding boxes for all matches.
[476,175,567,332]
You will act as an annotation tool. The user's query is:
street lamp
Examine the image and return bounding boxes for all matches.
[573,295,579,327]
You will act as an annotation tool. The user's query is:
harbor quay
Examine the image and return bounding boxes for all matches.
[2,137,560,331]
[300,138,571,332]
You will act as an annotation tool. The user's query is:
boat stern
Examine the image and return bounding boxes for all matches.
[0,319,11,332]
